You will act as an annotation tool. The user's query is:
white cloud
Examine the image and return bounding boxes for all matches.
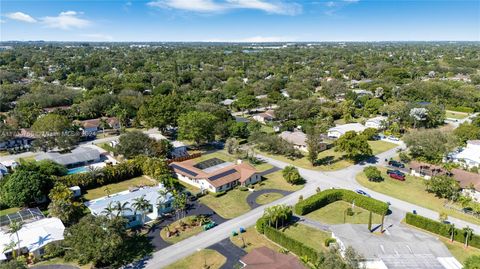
[323,0,359,16]
[147,0,301,15]
[6,12,37,23]
[343,0,359,2]
[81,33,113,41]
[41,11,91,30]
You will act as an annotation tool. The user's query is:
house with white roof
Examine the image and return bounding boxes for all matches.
[252,110,275,124]
[147,133,188,158]
[0,215,65,261]
[84,184,174,228]
[279,131,328,153]
[365,116,388,130]
[35,147,101,168]
[451,140,480,169]
[328,123,367,139]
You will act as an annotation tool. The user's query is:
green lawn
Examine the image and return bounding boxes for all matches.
[160,216,204,244]
[305,201,383,225]
[258,170,304,192]
[440,237,480,264]
[83,176,156,201]
[230,226,282,253]
[0,151,9,156]
[280,223,331,251]
[0,207,20,216]
[356,167,480,225]
[256,193,284,205]
[165,249,226,269]
[446,110,469,120]
[200,189,251,219]
[258,140,397,172]
[34,258,91,269]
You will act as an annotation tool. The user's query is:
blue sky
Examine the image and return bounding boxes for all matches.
[1,0,479,42]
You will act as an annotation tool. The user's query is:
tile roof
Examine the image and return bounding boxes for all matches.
[240,247,305,269]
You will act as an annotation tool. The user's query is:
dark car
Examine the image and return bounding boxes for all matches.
[389,172,405,181]
[386,169,405,177]
[388,160,405,168]
[355,189,371,197]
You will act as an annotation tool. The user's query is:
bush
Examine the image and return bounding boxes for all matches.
[363,166,383,182]
[256,217,268,234]
[264,226,320,262]
[447,106,475,113]
[324,238,336,247]
[294,189,389,216]
[210,191,226,197]
[239,186,249,191]
[405,213,480,248]
[43,243,65,260]
[465,255,480,269]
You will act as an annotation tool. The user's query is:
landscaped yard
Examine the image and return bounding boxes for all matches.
[305,201,383,224]
[258,140,397,172]
[446,110,470,120]
[165,249,226,269]
[440,237,480,264]
[200,189,251,219]
[160,216,205,244]
[230,226,282,253]
[280,223,331,251]
[256,193,284,205]
[196,150,274,172]
[0,207,20,216]
[34,258,92,269]
[258,170,304,192]
[356,167,480,225]
[83,176,156,201]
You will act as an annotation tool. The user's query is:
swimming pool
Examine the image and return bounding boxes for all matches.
[67,166,90,175]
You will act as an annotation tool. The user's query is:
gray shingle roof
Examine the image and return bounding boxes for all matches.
[35,147,100,166]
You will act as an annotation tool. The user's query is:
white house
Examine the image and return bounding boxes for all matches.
[147,133,188,158]
[451,140,480,169]
[252,110,275,124]
[365,116,387,130]
[85,184,174,228]
[0,217,65,261]
[171,158,260,193]
[328,123,367,139]
[352,89,373,97]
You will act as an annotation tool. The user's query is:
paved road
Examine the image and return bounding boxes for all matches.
[246,189,292,209]
[141,144,480,268]
[207,238,246,269]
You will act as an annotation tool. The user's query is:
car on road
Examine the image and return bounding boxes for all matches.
[356,189,371,197]
[388,160,405,168]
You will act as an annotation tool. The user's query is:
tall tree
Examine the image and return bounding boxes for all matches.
[306,128,323,165]
[335,131,372,160]
[7,221,23,258]
[177,111,218,145]
[31,114,79,151]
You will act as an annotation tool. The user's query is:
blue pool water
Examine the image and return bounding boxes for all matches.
[67,166,89,175]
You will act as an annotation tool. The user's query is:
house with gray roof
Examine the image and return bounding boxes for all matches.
[327,123,367,139]
[35,147,101,168]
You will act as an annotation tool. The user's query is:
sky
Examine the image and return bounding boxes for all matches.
[0,0,479,42]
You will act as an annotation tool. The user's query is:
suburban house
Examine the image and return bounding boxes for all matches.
[239,247,305,269]
[42,105,71,114]
[352,89,373,97]
[327,123,367,139]
[331,224,461,269]
[0,209,65,261]
[279,130,328,152]
[365,116,388,130]
[450,140,480,169]
[220,99,235,106]
[85,184,174,228]
[170,158,260,193]
[409,161,480,201]
[35,147,101,168]
[252,110,275,124]
[77,117,120,136]
[0,128,35,150]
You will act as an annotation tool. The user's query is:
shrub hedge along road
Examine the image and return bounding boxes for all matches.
[405,212,480,248]
[294,189,389,216]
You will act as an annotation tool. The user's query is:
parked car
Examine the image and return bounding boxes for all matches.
[386,169,405,177]
[356,189,371,197]
[387,136,400,141]
[388,172,405,181]
[388,160,405,168]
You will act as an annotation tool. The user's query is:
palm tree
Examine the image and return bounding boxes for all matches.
[8,221,23,258]
[463,226,474,248]
[132,195,151,225]
[99,118,109,138]
[113,201,132,217]
[3,240,17,259]
[449,223,456,242]
[102,202,116,218]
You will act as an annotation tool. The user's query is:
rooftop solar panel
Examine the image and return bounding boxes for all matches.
[209,169,237,181]
[171,163,198,177]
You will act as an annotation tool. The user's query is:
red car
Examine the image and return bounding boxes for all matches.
[388,172,405,181]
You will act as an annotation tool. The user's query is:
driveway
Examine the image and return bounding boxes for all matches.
[207,238,246,269]
[246,189,293,209]
[32,266,79,269]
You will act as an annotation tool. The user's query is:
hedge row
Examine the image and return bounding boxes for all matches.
[405,213,480,248]
[263,226,321,262]
[294,189,389,216]
[59,161,142,189]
